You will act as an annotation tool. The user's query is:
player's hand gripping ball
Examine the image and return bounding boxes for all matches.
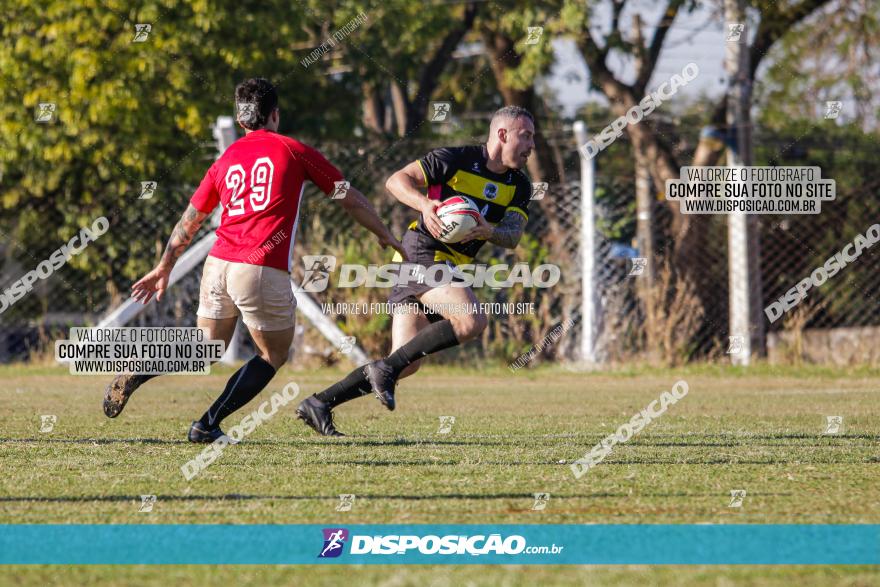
[435,196,481,243]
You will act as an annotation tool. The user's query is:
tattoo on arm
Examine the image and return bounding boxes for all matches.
[160,205,207,268]
[488,210,526,249]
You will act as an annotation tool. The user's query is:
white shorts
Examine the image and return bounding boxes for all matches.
[197,256,296,331]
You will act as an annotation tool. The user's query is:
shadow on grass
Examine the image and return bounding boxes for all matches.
[0,437,518,447]
[1,433,876,447]
[0,490,796,503]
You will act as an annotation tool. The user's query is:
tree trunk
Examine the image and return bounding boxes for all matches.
[482,30,557,184]
[389,80,409,137]
[361,82,385,134]
[403,1,480,136]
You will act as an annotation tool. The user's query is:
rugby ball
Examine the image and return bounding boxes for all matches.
[435,196,481,244]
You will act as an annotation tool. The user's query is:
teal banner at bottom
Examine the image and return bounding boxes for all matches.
[0,524,876,565]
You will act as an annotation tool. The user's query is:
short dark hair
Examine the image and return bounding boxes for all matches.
[234,78,278,130]
[491,105,534,126]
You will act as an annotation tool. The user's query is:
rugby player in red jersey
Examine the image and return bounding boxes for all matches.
[103,78,404,443]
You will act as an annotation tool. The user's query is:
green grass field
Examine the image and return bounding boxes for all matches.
[1,363,879,585]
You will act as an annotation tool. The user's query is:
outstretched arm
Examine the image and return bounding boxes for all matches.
[131,204,208,304]
[160,204,208,268]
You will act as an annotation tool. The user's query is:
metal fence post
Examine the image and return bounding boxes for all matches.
[573,121,596,364]
[725,0,763,365]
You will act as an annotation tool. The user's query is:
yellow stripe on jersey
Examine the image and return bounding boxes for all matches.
[391,248,474,265]
[446,170,517,206]
[391,222,477,265]
[508,206,529,221]
[434,248,473,265]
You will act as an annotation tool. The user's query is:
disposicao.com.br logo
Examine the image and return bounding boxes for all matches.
[317,528,563,558]
[318,528,349,558]
[300,255,560,293]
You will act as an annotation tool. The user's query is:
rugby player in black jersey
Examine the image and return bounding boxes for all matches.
[296,106,535,436]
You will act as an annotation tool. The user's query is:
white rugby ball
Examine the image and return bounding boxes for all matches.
[435,196,481,244]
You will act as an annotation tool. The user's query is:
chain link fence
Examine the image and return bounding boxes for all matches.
[0,132,586,366]
[589,133,880,366]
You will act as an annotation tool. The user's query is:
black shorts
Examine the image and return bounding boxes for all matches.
[388,229,465,322]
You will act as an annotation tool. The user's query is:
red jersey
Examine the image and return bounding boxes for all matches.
[190,129,344,271]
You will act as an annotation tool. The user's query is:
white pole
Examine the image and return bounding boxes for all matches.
[292,281,370,366]
[725,0,752,366]
[97,234,217,328]
[573,120,596,364]
[212,116,237,153]
[211,116,245,365]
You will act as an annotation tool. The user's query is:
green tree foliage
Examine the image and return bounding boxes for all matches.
[756,0,879,129]
[0,0,356,293]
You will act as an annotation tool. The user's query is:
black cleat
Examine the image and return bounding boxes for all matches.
[103,374,149,418]
[187,421,237,444]
[296,396,345,437]
[365,360,397,411]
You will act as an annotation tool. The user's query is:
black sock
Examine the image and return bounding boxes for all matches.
[131,373,159,386]
[384,320,459,375]
[315,366,371,408]
[198,356,276,428]
[314,321,459,408]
